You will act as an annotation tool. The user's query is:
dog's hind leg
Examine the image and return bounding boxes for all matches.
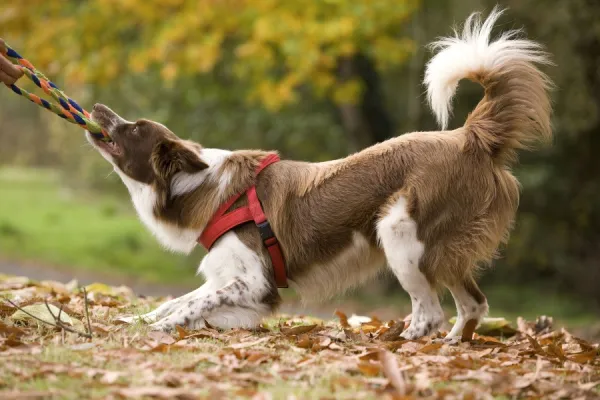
[445,275,489,339]
[377,195,445,340]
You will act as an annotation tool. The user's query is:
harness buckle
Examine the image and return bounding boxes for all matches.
[256,220,275,244]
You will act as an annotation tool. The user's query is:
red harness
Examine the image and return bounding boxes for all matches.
[197,154,288,288]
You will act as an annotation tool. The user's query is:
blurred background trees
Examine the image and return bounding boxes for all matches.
[1,0,599,312]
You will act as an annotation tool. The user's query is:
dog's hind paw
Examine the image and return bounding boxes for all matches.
[432,336,462,346]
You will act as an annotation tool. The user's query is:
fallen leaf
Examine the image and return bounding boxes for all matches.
[296,334,312,349]
[175,325,189,340]
[418,342,443,354]
[357,361,381,376]
[547,342,567,362]
[526,334,546,356]
[148,343,174,353]
[1,334,25,348]
[335,310,350,329]
[343,328,361,341]
[0,321,25,338]
[229,337,270,349]
[462,319,478,342]
[378,321,407,342]
[246,351,269,364]
[11,303,73,326]
[472,335,506,346]
[116,386,201,399]
[185,329,224,341]
[569,350,598,364]
[359,350,381,361]
[84,283,115,296]
[579,381,600,391]
[148,331,176,345]
[360,325,380,334]
[379,349,406,396]
[572,337,596,352]
[280,324,317,336]
[450,316,518,337]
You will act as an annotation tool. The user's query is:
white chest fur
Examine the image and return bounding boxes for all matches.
[116,171,201,254]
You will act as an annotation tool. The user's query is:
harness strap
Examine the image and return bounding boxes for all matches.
[198,154,288,288]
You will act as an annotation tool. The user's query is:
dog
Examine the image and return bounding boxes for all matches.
[87,8,552,339]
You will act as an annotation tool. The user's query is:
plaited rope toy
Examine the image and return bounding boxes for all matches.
[1,43,111,142]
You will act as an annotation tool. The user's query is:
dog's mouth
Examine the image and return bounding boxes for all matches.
[92,136,121,156]
[89,106,122,156]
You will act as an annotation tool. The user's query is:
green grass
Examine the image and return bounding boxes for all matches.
[0,167,198,284]
[481,284,598,327]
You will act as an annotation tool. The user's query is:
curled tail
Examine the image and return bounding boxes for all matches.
[424,7,553,163]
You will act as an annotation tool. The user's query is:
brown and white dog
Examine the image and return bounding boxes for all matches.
[87,9,552,339]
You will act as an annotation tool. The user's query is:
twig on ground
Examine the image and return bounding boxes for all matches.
[56,302,64,323]
[82,287,93,337]
[44,300,93,339]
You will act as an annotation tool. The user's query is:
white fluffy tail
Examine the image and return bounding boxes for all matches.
[424,7,553,160]
[425,8,552,159]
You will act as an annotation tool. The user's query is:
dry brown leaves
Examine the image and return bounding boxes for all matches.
[0,275,599,399]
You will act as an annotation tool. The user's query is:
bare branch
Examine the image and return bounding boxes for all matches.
[44,300,93,339]
[82,287,93,338]
[57,303,64,323]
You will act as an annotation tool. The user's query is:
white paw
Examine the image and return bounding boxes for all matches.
[402,312,444,339]
[150,312,210,332]
[115,315,145,324]
[149,321,174,332]
[115,312,157,325]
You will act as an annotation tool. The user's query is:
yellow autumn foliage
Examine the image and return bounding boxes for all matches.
[0,0,419,109]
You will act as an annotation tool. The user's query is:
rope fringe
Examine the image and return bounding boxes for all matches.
[1,44,110,142]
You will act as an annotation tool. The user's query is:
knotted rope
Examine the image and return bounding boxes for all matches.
[1,43,111,142]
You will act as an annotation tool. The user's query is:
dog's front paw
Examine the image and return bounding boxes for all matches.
[115,313,157,325]
[149,321,175,333]
[150,314,206,333]
[115,315,138,324]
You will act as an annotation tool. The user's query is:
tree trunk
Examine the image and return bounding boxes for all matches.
[336,54,394,151]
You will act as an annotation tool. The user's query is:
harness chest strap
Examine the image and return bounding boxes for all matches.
[197,154,289,288]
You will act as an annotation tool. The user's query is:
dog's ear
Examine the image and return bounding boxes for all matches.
[151,139,208,182]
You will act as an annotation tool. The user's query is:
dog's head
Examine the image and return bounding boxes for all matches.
[87,104,208,186]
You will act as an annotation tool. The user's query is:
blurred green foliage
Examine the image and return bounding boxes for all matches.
[0,0,599,309]
[0,167,198,283]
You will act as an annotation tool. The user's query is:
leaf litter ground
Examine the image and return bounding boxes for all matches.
[0,275,599,399]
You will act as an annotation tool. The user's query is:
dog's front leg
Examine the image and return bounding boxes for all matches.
[118,281,220,324]
[149,277,272,332]
[149,232,279,332]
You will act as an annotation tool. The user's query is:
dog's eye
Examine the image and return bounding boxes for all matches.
[132,125,139,135]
